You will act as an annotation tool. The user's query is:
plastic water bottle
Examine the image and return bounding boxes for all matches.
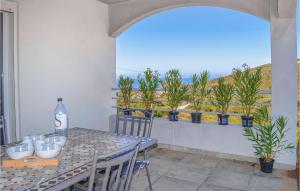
[54,98,69,137]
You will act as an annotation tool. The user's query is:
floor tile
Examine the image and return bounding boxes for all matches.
[150,176,200,191]
[207,169,250,190]
[149,148,189,162]
[146,158,175,175]
[130,148,298,191]
[165,165,211,184]
[180,153,220,168]
[216,159,255,174]
[198,183,244,191]
[131,172,160,191]
[248,175,298,191]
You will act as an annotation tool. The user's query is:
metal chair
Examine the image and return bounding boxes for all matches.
[115,108,155,191]
[75,142,140,191]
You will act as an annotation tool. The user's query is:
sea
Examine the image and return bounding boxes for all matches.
[116,74,224,89]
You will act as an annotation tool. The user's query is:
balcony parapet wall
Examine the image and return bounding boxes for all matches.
[109,115,295,170]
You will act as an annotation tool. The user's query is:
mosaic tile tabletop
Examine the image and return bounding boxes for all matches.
[0,127,141,191]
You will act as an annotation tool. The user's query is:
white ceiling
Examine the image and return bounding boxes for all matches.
[98,0,130,4]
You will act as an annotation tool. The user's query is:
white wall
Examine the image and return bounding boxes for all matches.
[109,116,295,169]
[16,0,116,136]
[270,16,298,169]
[151,119,295,169]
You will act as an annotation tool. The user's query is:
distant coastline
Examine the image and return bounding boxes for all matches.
[116,74,224,88]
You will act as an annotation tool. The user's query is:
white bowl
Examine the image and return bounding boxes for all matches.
[21,140,35,152]
[23,134,45,145]
[30,134,45,142]
[22,135,32,140]
[44,136,66,147]
[21,139,34,147]
[35,143,61,159]
[34,140,45,149]
[6,143,34,160]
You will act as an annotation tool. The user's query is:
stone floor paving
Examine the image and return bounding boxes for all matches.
[130,148,298,191]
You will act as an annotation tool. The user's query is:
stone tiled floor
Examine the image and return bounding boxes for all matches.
[130,148,298,191]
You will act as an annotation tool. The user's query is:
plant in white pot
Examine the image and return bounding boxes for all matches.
[210,78,234,125]
[138,68,160,118]
[243,106,295,173]
[189,71,210,123]
[233,64,262,127]
[118,75,134,116]
[161,69,188,121]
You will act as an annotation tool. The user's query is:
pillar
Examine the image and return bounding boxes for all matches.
[271,16,297,168]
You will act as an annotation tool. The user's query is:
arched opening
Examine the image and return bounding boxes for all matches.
[117,6,271,123]
[110,0,270,37]
[113,1,298,167]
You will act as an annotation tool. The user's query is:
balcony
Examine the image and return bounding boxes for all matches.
[1,0,299,190]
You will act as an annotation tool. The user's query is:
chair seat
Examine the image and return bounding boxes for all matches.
[139,137,157,151]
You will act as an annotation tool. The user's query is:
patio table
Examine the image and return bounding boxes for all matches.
[0,127,157,191]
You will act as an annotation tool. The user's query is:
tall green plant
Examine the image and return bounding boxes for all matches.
[161,69,188,112]
[211,78,234,114]
[190,71,211,112]
[118,75,134,108]
[138,69,160,110]
[233,64,262,117]
[243,106,295,162]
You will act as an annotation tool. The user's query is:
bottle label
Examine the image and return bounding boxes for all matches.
[55,112,67,130]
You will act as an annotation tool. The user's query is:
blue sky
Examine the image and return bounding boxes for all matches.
[117,6,300,79]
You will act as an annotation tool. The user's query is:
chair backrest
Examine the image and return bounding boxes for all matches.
[88,143,139,191]
[115,108,154,138]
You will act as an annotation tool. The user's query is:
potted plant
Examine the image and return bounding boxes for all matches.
[161,69,188,121]
[211,78,234,125]
[138,68,160,118]
[118,75,134,116]
[233,64,262,127]
[189,71,210,123]
[243,106,295,173]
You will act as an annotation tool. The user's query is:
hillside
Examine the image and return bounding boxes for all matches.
[209,63,272,90]
[209,60,300,91]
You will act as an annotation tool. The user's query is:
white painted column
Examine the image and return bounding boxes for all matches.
[271,17,297,168]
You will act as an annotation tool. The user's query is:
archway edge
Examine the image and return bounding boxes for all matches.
[108,0,271,37]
